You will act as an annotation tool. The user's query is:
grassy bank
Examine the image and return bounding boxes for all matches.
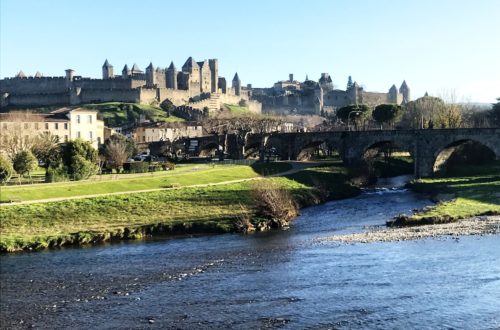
[0,163,360,252]
[392,161,500,226]
[0,164,259,202]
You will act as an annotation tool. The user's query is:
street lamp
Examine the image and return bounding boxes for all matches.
[348,110,362,131]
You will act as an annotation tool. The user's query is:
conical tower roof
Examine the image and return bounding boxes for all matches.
[34,71,43,78]
[167,61,176,70]
[389,84,397,91]
[122,64,129,71]
[400,80,409,90]
[16,70,26,78]
[232,72,240,81]
[131,63,143,73]
[103,59,113,68]
[182,57,199,70]
[146,62,154,70]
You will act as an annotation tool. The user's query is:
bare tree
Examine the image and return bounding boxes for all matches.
[103,138,128,172]
[0,112,40,160]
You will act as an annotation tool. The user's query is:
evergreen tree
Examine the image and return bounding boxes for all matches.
[346,76,353,90]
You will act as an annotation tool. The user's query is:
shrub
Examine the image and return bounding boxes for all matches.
[251,180,298,228]
[123,162,149,173]
[61,139,99,181]
[45,164,68,182]
[12,150,38,177]
[0,155,14,184]
[162,161,176,171]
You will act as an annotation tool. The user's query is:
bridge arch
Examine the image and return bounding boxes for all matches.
[296,140,340,161]
[432,139,498,174]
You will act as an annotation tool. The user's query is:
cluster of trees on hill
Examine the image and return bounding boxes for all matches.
[332,95,500,130]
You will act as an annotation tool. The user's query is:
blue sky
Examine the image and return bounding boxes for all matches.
[1,0,499,102]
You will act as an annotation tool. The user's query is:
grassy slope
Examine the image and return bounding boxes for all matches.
[0,165,259,202]
[403,161,500,224]
[224,104,250,114]
[82,102,184,126]
[0,163,360,251]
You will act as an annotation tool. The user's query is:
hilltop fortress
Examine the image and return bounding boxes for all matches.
[253,73,410,115]
[1,58,410,117]
[0,58,260,113]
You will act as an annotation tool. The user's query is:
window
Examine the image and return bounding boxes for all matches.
[24,123,29,129]
[88,115,92,124]
[64,123,68,130]
[88,131,93,140]
[142,136,146,142]
[55,123,59,130]
[77,115,81,124]
[64,135,68,142]
[45,123,49,130]
[77,131,81,138]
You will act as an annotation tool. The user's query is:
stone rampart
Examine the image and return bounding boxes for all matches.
[79,89,139,104]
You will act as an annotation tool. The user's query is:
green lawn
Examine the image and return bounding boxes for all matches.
[0,164,260,202]
[404,161,500,224]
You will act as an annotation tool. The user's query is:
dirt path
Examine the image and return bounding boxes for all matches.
[0,162,322,207]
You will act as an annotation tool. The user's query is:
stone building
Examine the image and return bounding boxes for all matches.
[0,57,252,112]
[252,74,410,115]
[0,108,104,149]
[132,121,203,144]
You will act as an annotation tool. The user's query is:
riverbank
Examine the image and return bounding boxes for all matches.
[323,215,500,243]
[0,162,360,252]
[390,162,500,226]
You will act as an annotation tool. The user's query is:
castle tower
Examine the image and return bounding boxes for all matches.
[34,71,43,78]
[348,81,360,104]
[314,83,324,114]
[388,84,399,103]
[197,60,211,93]
[208,59,219,93]
[146,62,156,87]
[122,64,130,78]
[399,80,410,104]
[218,77,227,94]
[102,59,114,79]
[181,57,200,92]
[15,70,27,79]
[319,73,333,91]
[232,72,241,96]
[166,62,177,89]
[65,69,75,88]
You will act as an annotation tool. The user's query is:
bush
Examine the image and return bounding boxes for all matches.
[123,162,149,173]
[0,155,14,184]
[61,139,99,181]
[162,161,175,171]
[251,180,298,228]
[45,164,68,182]
[12,150,38,177]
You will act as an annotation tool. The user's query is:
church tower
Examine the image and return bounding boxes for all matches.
[102,59,114,79]
[232,72,241,96]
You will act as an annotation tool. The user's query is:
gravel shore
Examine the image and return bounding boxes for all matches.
[322,216,500,243]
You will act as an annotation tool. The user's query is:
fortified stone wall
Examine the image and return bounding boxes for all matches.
[0,77,67,94]
[79,89,139,104]
[74,78,133,90]
[158,88,191,106]
[6,92,69,106]
[138,88,158,104]
[360,92,390,106]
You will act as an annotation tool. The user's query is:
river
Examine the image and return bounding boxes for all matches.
[1,176,499,329]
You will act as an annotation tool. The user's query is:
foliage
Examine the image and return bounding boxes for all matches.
[0,112,38,160]
[31,132,60,168]
[61,139,99,180]
[12,150,38,177]
[372,104,402,126]
[346,76,353,90]
[251,180,298,227]
[82,102,184,127]
[123,161,150,173]
[0,155,14,184]
[489,97,500,126]
[102,134,135,171]
[400,96,462,129]
[45,163,68,183]
[336,104,371,122]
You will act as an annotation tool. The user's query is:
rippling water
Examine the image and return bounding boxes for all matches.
[1,177,499,329]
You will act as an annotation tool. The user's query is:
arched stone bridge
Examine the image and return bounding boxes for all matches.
[247,128,500,177]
